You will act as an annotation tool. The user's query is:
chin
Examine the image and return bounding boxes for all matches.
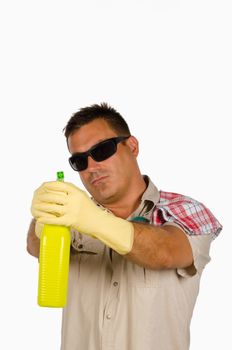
[94,189,116,205]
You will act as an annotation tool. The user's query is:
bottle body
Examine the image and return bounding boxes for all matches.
[38,224,71,307]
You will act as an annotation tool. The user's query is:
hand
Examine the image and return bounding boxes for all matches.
[31,181,134,255]
[31,181,104,233]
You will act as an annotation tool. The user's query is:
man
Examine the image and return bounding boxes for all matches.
[27,103,222,350]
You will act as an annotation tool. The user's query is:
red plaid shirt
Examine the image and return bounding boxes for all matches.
[152,191,222,239]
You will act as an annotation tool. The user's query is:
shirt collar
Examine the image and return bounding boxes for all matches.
[127,175,159,221]
[141,175,159,205]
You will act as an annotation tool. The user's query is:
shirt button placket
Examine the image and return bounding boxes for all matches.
[104,281,119,322]
[102,254,121,349]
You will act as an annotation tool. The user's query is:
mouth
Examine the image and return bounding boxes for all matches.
[91,176,108,185]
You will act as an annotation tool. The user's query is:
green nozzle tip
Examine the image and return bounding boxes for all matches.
[57,171,64,181]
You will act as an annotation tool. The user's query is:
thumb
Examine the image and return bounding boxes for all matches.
[35,221,44,239]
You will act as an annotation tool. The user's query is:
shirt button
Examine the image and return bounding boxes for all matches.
[78,244,83,249]
[106,314,111,320]
[113,281,118,287]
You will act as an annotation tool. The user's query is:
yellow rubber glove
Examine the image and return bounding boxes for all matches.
[31,181,134,255]
[35,221,44,238]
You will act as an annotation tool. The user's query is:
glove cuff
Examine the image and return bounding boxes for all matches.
[74,211,134,255]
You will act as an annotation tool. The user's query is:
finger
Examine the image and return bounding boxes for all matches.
[37,216,68,226]
[35,221,44,238]
[32,203,66,216]
[36,192,68,205]
[31,208,58,218]
[41,181,80,194]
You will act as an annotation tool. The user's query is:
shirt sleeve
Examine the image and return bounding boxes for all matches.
[177,233,213,277]
[155,191,223,239]
[154,191,223,276]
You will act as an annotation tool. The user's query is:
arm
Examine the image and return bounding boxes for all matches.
[26,219,40,258]
[30,181,193,269]
[126,223,193,270]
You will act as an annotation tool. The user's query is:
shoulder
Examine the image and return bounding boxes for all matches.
[152,190,222,238]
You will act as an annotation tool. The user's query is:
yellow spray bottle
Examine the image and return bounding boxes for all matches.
[38,171,71,307]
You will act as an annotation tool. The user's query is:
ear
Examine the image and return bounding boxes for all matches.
[126,136,139,157]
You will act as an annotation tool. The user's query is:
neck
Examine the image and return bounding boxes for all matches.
[104,175,147,219]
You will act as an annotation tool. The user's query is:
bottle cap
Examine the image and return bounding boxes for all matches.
[56,171,64,181]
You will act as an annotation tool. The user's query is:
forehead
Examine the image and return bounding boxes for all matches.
[67,119,118,153]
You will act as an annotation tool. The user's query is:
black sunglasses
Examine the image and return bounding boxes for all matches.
[69,136,130,171]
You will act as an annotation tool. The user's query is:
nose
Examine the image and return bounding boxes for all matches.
[86,155,101,171]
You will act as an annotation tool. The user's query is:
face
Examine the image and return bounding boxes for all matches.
[67,119,139,205]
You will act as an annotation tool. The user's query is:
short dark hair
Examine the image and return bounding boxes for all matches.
[63,102,131,140]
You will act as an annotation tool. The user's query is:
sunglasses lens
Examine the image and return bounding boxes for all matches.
[69,155,88,171]
[92,140,116,161]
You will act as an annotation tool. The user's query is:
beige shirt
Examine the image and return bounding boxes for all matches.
[61,177,213,350]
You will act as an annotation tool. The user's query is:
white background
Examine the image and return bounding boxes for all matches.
[0,0,231,349]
